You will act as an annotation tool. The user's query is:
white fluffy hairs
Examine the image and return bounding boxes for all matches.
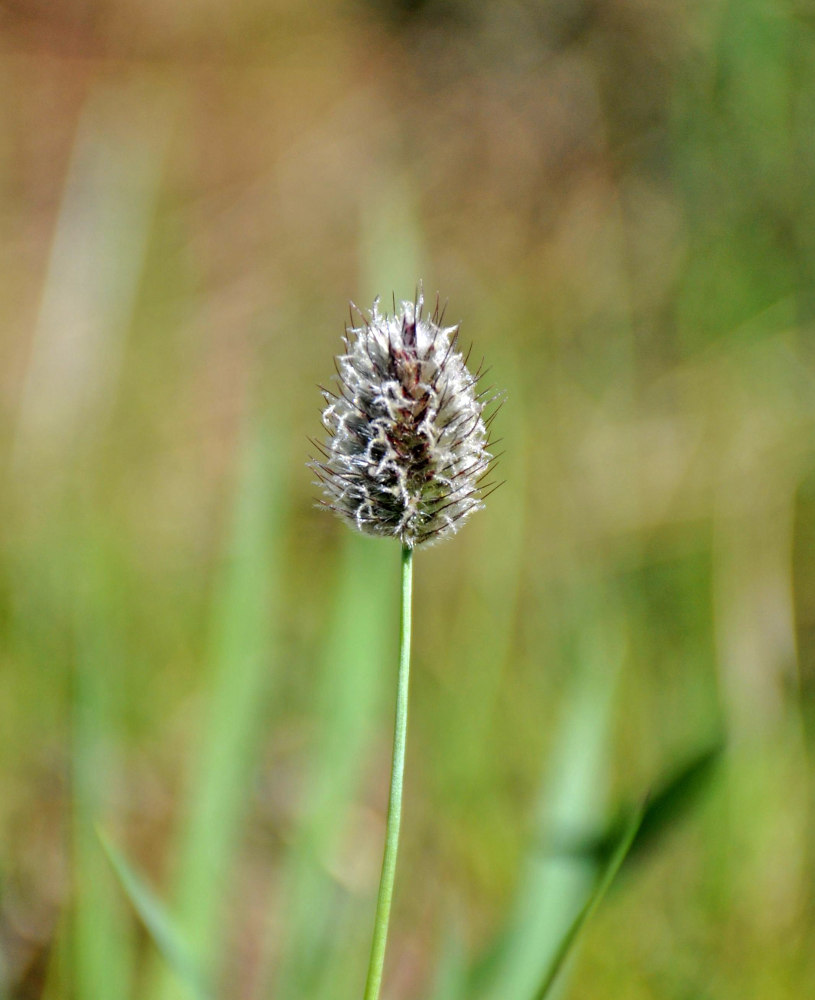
[311,287,499,547]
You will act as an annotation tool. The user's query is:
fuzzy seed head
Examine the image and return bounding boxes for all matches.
[311,289,499,547]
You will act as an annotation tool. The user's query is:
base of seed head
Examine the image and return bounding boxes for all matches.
[310,286,500,547]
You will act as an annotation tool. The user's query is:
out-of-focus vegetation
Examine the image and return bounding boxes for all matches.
[2,0,815,996]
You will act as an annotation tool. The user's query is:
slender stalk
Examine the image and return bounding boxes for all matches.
[363,543,413,1000]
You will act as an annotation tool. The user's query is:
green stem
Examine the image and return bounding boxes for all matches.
[363,543,413,1000]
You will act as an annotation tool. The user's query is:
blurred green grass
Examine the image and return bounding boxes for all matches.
[3,0,815,997]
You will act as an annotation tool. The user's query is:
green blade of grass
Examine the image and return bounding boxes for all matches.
[98,832,209,1000]
[531,804,644,1000]
[546,738,724,867]
[526,738,723,998]
[472,586,624,1000]
[71,539,137,1000]
[149,421,287,1000]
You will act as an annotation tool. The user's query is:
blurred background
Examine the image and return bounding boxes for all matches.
[2,0,815,997]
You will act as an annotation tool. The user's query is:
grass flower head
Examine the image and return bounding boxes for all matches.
[312,288,499,547]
